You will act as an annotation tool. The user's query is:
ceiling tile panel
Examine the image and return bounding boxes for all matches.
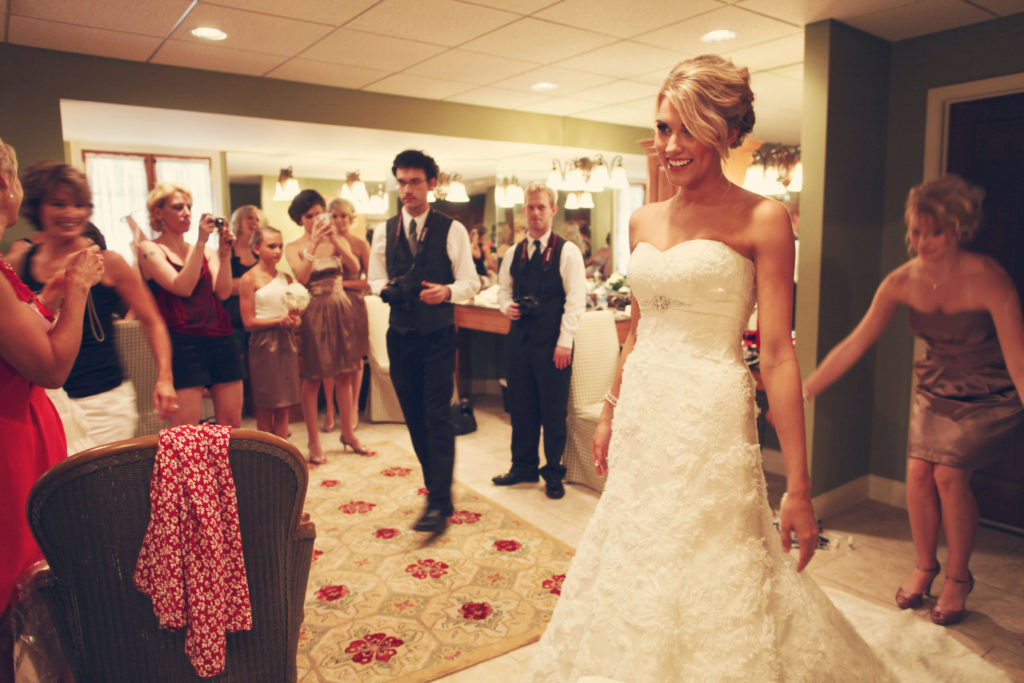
[8,16,161,61]
[444,86,553,108]
[346,0,519,46]
[770,63,803,81]
[637,6,800,53]
[151,39,288,76]
[201,0,379,25]
[722,33,803,71]
[568,79,657,105]
[517,96,615,116]
[265,58,392,89]
[555,40,691,79]
[403,49,540,86]
[362,73,476,99]
[461,18,617,64]
[459,0,558,12]
[301,28,448,71]
[842,0,996,41]
[749,104,800,143]
[749,71,802,113]
[535,0,722,39]
[10,0,192,36]
[573,101,654,128]
[968,0,1024,14]
[734,0,918,27]
[496,66,615,95]
[170,4,334,57]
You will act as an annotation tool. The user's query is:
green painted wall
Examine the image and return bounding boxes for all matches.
[800,21,891,495]
[870,12,1024,481]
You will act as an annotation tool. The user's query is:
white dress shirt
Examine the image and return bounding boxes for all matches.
[497,230,587,349]
[368,207,481,304]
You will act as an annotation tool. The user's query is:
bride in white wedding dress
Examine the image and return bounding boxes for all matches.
[531,55,900,682]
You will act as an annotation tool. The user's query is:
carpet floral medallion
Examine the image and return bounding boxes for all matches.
[296,442,575,682]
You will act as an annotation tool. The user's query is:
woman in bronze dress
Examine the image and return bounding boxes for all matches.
[805,175,1024,625]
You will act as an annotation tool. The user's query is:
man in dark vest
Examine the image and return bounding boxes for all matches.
[492,182,586,499]
[368,149,480,535]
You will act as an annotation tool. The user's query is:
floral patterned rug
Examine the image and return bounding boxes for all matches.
[297,441,574,682]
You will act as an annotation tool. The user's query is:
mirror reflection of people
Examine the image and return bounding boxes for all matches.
[0,137,104,680]
[285,190,372,465]
[585,232,613,280]
[10,161,176,443]
[492,182,585,499]
[224,204,264,367]
[804,175,1023,626]
[138,183,244,428]
[367,149,480,536]
[532,56,896,680]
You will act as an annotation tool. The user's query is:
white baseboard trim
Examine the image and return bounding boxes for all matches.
[811,474,907,519]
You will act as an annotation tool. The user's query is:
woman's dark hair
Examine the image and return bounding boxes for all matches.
[391,149,439,182]
[287,189,326,226]
[20,160,93,230]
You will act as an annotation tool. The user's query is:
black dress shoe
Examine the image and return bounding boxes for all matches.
[492,470,540,486]
[544,477,565,499]
[413,507,449,534]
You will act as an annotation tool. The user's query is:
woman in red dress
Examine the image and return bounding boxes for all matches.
[0,138,103,680]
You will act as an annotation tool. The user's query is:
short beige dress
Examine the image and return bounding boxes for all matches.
[908,308,1022,469]
[299,257,362,379]
[248,273,299,410]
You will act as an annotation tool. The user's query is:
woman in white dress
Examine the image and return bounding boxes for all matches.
[531,55,896,682]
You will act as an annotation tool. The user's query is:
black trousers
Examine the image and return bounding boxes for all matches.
[506,337,571,480]
[387,325,457,512]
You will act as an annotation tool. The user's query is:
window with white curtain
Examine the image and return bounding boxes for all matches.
[83,151,215,263]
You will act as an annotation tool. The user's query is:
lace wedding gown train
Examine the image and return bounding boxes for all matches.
[531,240,896,682]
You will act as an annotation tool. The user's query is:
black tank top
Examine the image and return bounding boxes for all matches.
[21,244,124,398]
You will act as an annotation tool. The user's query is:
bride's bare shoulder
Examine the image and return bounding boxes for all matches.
[629,200,669,247]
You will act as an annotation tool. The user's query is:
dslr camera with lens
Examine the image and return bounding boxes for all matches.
[380,274,423,307]
[515,294,541,317]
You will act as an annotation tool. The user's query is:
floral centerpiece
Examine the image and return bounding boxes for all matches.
[282,282,310,313]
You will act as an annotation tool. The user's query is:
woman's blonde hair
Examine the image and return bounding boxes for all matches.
[327,196,356,216]
[904,174,985,254]
[250,224,282,250]
[657,55,755,160]
[0,137,16,182]
[146,182,193,233]
[230,204,266,235]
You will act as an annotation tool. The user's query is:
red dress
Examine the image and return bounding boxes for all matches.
[0,259,66,613]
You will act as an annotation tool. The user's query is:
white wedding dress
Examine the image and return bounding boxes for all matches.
[531,240,896,682]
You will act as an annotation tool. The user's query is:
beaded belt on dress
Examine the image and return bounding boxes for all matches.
[638,295,690,311]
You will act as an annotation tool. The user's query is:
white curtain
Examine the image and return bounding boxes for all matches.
[84,153,148,263]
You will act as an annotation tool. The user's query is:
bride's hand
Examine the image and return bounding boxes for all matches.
[780,492,817,572]
[591,417,612,476]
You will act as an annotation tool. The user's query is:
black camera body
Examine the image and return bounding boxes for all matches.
[380,275,423,307]
[515,295,542,317]
[213,217,226,229]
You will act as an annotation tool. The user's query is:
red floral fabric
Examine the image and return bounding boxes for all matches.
[134,424,252,677]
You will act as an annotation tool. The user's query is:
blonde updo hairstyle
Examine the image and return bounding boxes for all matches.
[230,204,266,237]
[0,138,16,183]
[249,224,282,251]
[146,182,193,234]
[904,174,985,256]
[327,196,356,217]
[658,55,756,160]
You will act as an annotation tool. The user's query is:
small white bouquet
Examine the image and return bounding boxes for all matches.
[282,282,311,313]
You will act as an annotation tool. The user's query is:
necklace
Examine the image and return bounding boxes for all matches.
[921,255,961,291]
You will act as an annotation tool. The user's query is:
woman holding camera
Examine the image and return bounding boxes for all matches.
[285,190,373,464]
[137,183,243,428]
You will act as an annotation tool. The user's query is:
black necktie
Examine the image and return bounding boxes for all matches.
[408,219,418,256]
[531,239,542,264]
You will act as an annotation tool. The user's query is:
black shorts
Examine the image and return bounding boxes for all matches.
[169,331,245,389]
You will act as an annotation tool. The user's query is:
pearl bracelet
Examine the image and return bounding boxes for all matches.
[302,249,315,262]
[604,391,618,407]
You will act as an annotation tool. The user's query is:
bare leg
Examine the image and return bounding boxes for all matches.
[900,457,942,597]
[210,380,243,428]
[256,408,274,433]
[301,378,325,464]
[351,362,364,432]
[169,387,204,427]
[933,464,977,612]
[272,406,290,439]
[322,378,336,431]
[338,371,374,455]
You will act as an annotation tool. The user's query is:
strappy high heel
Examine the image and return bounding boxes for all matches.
[930,571,974,626]
[341,435,376,456]
[895,564,940,609]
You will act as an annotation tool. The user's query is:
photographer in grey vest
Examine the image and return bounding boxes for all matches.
[492,183,586,499]
[368,149,480,535]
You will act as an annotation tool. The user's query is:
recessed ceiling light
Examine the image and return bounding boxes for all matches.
[531,82,558,92]
[191,27,228,41]
[701,29,736,42]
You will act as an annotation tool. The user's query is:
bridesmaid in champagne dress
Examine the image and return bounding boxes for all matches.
[805,175,1024,626]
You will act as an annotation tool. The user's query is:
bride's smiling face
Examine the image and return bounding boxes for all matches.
[654,98,722,189]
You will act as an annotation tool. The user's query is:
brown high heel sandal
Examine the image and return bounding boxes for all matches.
[341,435,376,456]
[930,571,974,626]
[895,564,940,609]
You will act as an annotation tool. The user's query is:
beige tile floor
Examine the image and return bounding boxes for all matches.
[267,393,1024,681]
